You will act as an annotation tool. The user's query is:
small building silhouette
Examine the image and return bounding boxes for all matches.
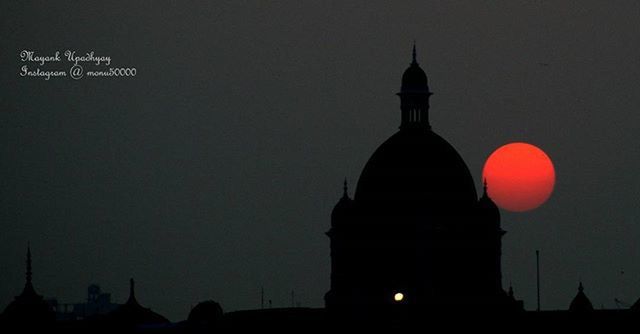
[569,282,594,312]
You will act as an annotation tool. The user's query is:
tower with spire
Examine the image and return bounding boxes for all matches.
[398,43,433,129]
[474,180,511,306]
[325,179,354,311]
[1,246,55,326]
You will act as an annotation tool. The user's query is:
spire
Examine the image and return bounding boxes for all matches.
[483,178,488,196]
[26,245,32,286]
[412,41,417,65]
[112,278,170,325]
[342,178,349,198]
[578,281,584,292]
[127,278,137,304]
[508,283,514,298]
[20,244,38,297]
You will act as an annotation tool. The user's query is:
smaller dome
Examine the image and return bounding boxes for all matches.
[399,44,430,94]
[569,282,594,312]
[188,300,223,325]
[400,63,429,94]
[331,180,354,227]
[478,182,500,225]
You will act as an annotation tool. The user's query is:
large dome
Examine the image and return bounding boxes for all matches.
[354,127,478,217]
[326,47,513,314]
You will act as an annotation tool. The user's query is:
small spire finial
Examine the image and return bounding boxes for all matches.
[508,283,514,298]
[343,178,348,198]
[578,281,584,292]
[26,245,32,285]
[412,41,417,65]
[129,278,136,301]
[483,178,488,195]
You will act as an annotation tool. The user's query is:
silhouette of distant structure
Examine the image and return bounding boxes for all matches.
[325,45,521,317]
[76,284,120,318]
[5,47,640,331]
[50,284,120,321]
[569,282,594,312]
[187,300,223,331]
[0,247,55,327]
[106,278,169,328]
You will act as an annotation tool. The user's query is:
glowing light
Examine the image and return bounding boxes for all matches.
[482,142,555,212]
[394,292,404,302]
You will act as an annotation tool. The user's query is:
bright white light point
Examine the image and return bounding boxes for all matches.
[394,292,404,302]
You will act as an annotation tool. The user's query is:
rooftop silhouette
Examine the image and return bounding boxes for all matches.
[2,47,640,332]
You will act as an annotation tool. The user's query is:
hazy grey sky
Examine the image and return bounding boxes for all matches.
[1,1,640,320]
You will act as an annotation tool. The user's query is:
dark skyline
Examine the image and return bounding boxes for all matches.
[2,1,640,321]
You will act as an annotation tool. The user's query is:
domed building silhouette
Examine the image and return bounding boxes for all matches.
[187,300,224,329]
[325,45,518,316]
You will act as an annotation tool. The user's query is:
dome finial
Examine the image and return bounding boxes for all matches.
[128,278,137,304]
[26,244,32,285]
[343,178,349,198]
[412,41,417,65]
[578,281,584,292]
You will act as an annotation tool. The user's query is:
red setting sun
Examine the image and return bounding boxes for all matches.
[482,142,555,212]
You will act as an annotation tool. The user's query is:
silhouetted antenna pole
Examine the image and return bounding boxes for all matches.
[261,287,264,309]
[614,298,630,309]
[536,250,541,311]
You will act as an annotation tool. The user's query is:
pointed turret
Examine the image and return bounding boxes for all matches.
[398,43,433,129]
[330,179,354,229]
[478,180,501,230]
[569,282,594,312]
[1,246,55,325]
[325,179,356,309]
[108,278,169,327]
